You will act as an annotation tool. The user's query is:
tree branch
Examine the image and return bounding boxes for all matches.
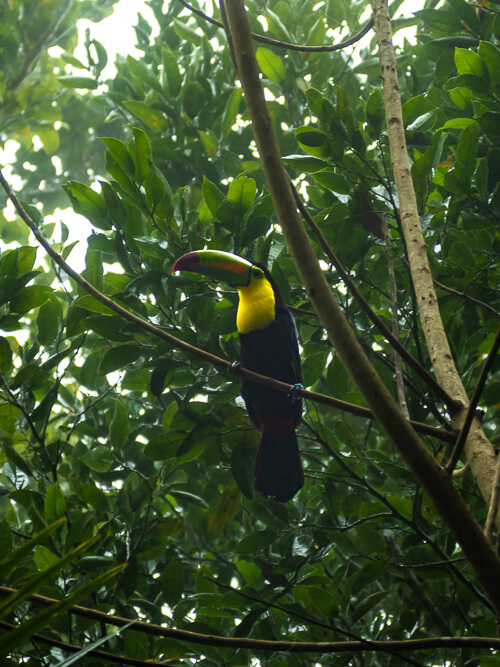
[176,0,373,53]
[291,183,456,409]
[0,621,152,667]
[446,325,500,474]
[1,588,500,654]
[371,0,498,507]
[485,454,500,544]
[384,216,409,418]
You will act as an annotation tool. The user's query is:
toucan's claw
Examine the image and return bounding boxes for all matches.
[288,383,304,402]
[229,361,241,376]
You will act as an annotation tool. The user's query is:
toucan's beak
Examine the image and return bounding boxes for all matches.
[172,250,253,286]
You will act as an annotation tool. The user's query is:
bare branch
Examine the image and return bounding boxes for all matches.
[383,215,409,417]
[176,0,373,52]
[446,326,500,474]
[485,455,500,543]
[1,588,500,654]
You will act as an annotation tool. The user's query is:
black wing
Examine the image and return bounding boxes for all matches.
[239,306,302,430]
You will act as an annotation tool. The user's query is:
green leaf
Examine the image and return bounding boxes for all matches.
[0,519,65,574]
[198,129,218,158]
[99,344,141,375]
[302,350,329,387]
[63,182,112,230]
[122,100,168,131]
[230,440,255,500]
[456,122,479,178]
[10,285,53,314]
[0,405,21,438]
[478,41,500,86]
[455,48,487,78]
[295,128,331,158]
[448,242,475,267]
[0,520,12,562]
[0,535,98,622]
[101,137,136,179]
[57,75,98,89]
[282,154,329,173]
[444,74,490,94]
[44,483,66,525]
[79,445,114,473]
[414,9,463,33]
[477,112,500,136]
[0,563,125,658]
[256,48,286,83]
[162,48,182,95]
[36,296,63,346]
[236,530,275,554]
[183,83,207,119]
[52,621,135,667]
[312,170,351,194]
[34,545,60,570]
[366,88,385,136]
[441,118,477,129]
[227,175,257,212]
[221,87,243,138]
[351,590,389,622]
[447,0,480,34]
[236,560,263,587]
[0,337,12,373]
[109,398,129,449]
[173,18,202,45]
[161,560,184,606]
[203,177,225,217]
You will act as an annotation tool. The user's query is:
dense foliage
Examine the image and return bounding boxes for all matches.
[0,0,500,664]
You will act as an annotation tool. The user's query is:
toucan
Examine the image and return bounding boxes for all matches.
[172,249,303,502]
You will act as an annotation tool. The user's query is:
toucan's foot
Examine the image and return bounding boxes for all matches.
[229,361,241,376]
[288,383,304,402]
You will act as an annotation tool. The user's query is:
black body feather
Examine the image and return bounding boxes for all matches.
[240,302,303,502]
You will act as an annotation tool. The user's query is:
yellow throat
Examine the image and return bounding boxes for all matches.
[236,268,276,334]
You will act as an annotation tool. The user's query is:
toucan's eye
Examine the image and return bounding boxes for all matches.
[252,267,263,279]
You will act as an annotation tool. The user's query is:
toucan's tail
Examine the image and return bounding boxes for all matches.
[254,425,304,503]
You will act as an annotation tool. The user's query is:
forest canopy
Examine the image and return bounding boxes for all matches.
[0,0,500,665]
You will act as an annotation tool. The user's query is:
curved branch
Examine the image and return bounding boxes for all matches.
[0,621,148,667]
[0,169,453,443]
[446,326,500,473]
[434,279,500,319]
[176,0,373,52]
[1,588,500,654]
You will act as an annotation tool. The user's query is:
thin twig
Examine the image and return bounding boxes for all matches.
[383,214,409,418]
[176,0,373,52]
[446,326,500,474]
[290,181,458,410]
[0,621,158,667]
[434,279,500,319]
[206,576,425,667]
[485,454,500,543]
